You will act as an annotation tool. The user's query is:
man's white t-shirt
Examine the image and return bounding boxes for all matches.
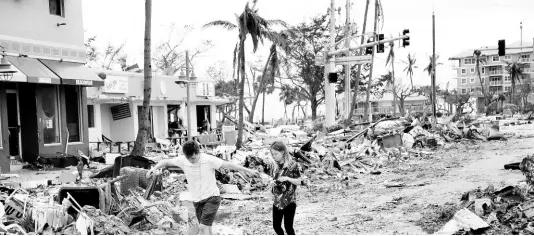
[175,153,224,202]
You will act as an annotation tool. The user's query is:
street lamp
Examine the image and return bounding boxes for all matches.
[0,56,17,81]
[175,50,197,141]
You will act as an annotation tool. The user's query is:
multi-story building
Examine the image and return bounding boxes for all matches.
[86,69,229,149]
[449,41,533,111]
[0,0,104,170]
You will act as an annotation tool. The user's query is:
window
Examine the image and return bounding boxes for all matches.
[481,68,485,74]
[470,78,475,83]
[470,88,475,93]
[504,55,512,60]
[521,54,530,62]
[504,75,511,82]
[461,88,467,94]
[88,105,95,128]
[65,86,82,142]
[505,86,511,92]
[38,85,61,144]
[489,67,501,75]
[492,56,500,62]
[481,77,486,84]
[461,69,466,74]
[464,58,475,65]
[461,78,467,84]
[470,68,475,73]
[49,0,64,17]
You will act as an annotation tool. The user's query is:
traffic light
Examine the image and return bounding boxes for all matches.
[377,34,385,53]
[365,37,373,55]
[498,39,505,56]
[402,29,410,47]
[328,72,338,83]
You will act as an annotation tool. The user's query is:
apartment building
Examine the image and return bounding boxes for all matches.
[449,41,533,110]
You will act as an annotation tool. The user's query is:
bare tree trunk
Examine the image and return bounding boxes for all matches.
[262,89,266,125]
[364,0,379,121]
[131,0,152,157]
[236,38,246,149]
[392,63,398,117]
[249,50,273,123]
[348,0,370,119]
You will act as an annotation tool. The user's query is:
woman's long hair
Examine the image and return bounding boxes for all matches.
[270,141,293,172]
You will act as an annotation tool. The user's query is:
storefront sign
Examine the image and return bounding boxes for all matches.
[38,77,52,83]
[76,80,93,86]
[103,76,128,94]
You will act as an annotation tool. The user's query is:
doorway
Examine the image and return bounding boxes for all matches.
[196,105,211,134]
[6,90,21,157]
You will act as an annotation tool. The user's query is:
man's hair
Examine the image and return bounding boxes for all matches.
[182,141,200,158]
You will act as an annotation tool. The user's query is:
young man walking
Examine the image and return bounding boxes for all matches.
[147,141,259,235]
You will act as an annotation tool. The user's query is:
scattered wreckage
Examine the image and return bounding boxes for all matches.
[0,113,528,235]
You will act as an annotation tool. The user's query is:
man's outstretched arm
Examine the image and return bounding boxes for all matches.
[147,159,181,177]
[220,161,259,178]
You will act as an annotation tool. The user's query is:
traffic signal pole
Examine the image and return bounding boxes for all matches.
[432,12,437,123]
[328,35,409,57]
[343,0,352,119]
[324,0,336,126]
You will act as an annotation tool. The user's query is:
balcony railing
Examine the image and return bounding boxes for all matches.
[354,105,426,115]
[489,70,503,75]
[489,81,503,86]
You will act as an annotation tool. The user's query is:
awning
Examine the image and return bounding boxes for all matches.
[39,59,104,86]
[5,56,61,84]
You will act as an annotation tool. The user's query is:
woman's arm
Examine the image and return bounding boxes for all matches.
[278,176,304,186]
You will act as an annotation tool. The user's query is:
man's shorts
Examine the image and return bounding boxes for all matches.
[193,196,222,226]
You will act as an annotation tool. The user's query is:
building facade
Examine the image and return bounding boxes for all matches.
[449,41,534,111]
[86,69,229,151]
[0,0,104,171]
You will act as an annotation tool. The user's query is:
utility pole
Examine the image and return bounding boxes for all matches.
[185,50,192,141]
[365,0,379,122]
[520,22,523,53]
[344,0,351,119]
[325,0,336,126]
[432,12,437,121]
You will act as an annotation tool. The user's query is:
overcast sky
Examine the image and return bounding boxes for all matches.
[82,0,534,120]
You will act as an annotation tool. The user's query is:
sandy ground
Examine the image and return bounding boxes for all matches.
[214,124,534,235]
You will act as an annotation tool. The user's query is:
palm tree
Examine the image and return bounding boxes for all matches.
[203,1,287,149]
[385,41,397,116]
[279,84,296,120]
[423,54,443,77]
[505,61,525,104]
[348,0,371,119]
[249,31,290,124]
[402,53,417,89]
[473,50,488,111]
[131,0,152,157]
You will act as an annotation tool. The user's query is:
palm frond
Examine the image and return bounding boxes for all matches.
[203,21,238,30]
[267,19,289,28]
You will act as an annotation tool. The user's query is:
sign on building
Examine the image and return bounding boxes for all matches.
[197,82,215,97]
[103,76,129,94]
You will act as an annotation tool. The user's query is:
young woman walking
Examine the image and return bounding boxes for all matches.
[269,141,305,235]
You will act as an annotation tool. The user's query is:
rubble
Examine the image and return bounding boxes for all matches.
[0,112,522,235]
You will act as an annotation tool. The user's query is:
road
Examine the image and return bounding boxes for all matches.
[215,124,534,235]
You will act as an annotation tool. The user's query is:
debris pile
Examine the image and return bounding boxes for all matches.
[434,155,534,235]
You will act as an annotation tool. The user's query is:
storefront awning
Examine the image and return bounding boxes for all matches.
[39,59,104,86]
[5,56,61,84]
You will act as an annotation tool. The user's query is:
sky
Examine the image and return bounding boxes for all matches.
[82,0,534,121]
